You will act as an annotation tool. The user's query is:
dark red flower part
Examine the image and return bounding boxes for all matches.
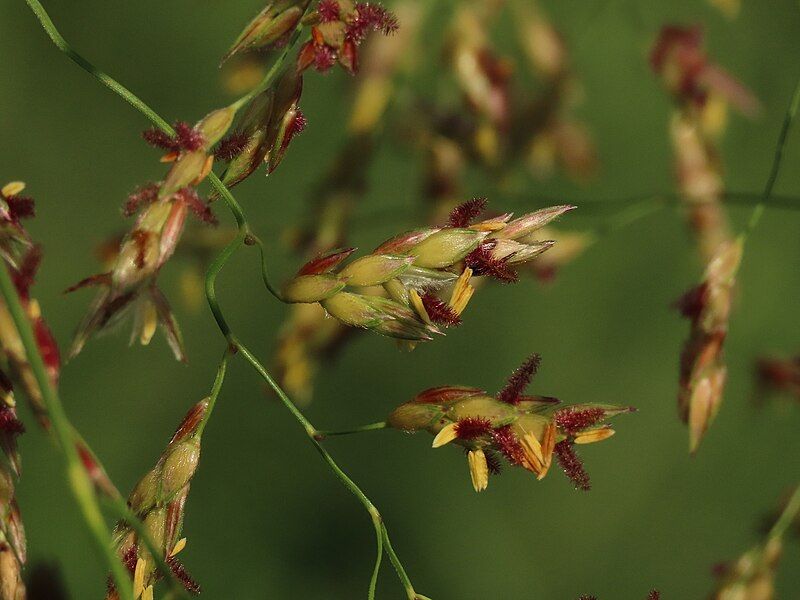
[131,230,150,270]
[649,25,703,74]
[420,292,461,327]
[167,556,202,594]
[142,121,204,153]
[122,545,138,574]
[123,182,160,217]
[213,131,251,161]
[0,407,24,436]
[454,417,492,440]
[554,440,591,491]
[647,591,661,600]
[447,197,487,228]
[347,3,399,42]
[173,122,205,152]
[177,188,217,226]
[497,354,541,405]
[35,319,61,381]
[314,43,337,72]
[554,407,606,435]
[11,246,42,299]
[142,127,177,151]
[465,241,518,283]
[5,195,35,222]
[577,596,598,600]
[490,425,526,466]
[317,0,340,22]
[674,282,708,322]
[288,110,308,140]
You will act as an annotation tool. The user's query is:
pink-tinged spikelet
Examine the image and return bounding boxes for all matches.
[447,198,487,228]
[497,354,541,405]
[454,417,492,440]
[554,440,590,491]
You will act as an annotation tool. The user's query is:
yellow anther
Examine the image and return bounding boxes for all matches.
[1,181,25,197]
[431,422,458,448]
[468,449,489,492]
[133,557,147,598]
[170,537,187,557]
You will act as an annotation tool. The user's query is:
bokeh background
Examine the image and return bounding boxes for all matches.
[2,0,800,598]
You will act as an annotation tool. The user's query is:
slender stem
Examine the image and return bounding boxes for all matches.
[251,235,285,301]
[0,267,134,600]
[315,421,388,439]
[745,74,800,236]
[767,484,800,541]
[196,349,230,437]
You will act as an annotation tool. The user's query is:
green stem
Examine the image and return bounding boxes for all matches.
[745,74,800,236]
[767,484,800,542]
[251,235,285,301]
[314,421,388,439]
[0,266,133,600]
[196,349,230,437]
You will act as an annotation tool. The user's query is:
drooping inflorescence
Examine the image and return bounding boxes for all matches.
[280,201,573,344]
[68,109,236,362]
[387,354,634,492]
[650,25,759,454]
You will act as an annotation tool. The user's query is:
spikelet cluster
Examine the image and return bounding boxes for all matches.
[106,400,208,599]
[387,354,634,491]
[280,201,572,344]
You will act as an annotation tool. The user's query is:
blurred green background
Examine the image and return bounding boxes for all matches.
[2,0,800,598]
